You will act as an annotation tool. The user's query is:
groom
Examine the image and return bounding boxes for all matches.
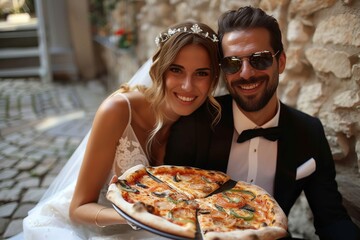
[164,6,360,239]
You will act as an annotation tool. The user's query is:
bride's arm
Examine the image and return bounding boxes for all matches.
[69,94,131,227]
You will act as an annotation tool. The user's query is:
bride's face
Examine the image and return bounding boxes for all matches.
[164,44,212,118]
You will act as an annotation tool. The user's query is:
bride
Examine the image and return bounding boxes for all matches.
[18,21,222,239]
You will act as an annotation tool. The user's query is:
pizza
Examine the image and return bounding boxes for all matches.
[106,164,288,239]
[146,165,230,199]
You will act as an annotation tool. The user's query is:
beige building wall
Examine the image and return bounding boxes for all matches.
[67,0,97,79]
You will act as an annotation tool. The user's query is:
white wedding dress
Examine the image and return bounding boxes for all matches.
[20,93,168,240]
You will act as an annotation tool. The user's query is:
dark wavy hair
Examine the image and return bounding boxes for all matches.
[218,6,283,60]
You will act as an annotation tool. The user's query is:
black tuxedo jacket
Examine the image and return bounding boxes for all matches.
[165,94,359,239]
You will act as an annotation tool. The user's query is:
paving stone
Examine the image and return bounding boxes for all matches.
[5,133,23,144]
[1,146,18,157]
[49,161,67,174]
[0,188,22,201]
[7,157,22,166]
[20,128,38,136]
[35,148,58,157]
[0,142,11,151]
[0,218,10,236]
[0,159,16,169]
[33,138,55,148]
[21,145,39,155]
[52,136,69,148]
[15,138,34,148]
[42,156,57,166]
[31,165,50,177]
[27,153,44,162]
[58,150,74,159]
[21,112,37,121]
[15,160,37,171]
[16,172,31,181]
[10,151,27,160]
[3,218,23,238]
[13,203,35,218]
[0,169,18,181]
[67,138,82,148]
[22,188,46,202]
[41,174,56,187]
[0,179,14,189]
[0,121,8,129]
[0,203,18,217]
[8,110,21,119]
[15,177,40,189]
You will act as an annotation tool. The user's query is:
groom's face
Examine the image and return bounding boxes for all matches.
[221,28,284,113]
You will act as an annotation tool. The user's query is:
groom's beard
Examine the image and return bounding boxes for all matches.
[225,73,278,112]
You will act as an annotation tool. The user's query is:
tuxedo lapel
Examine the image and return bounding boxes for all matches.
[207,95,234,172]
[193,102,213,168]
[274,103,298,209]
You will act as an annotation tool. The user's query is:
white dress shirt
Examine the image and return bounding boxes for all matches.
[226,100,280,195]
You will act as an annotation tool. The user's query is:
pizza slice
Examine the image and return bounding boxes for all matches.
[146,165,230,199]
[196,181,288,240]
[106,164,197,238]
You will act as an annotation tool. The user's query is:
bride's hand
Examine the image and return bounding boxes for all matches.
[109,175,118,185]
[108,175,141,230]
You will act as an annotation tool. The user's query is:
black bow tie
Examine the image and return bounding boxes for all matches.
[237,127,281,143]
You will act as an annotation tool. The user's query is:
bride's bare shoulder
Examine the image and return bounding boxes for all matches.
[95,91,148,121]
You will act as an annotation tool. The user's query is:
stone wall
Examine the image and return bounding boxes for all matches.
[108,1,360,239]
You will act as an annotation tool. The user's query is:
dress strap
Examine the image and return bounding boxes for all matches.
[113,92,132,126]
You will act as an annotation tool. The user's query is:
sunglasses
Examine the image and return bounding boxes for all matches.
[220,50,279,74]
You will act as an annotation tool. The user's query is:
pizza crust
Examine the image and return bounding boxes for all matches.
[203,226,287,240]
[118,164,146,180]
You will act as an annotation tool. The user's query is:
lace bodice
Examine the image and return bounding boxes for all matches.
[112,93,149,175]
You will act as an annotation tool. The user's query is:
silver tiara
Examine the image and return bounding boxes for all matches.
[155,24,219,47]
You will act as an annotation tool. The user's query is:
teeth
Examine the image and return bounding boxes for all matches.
[177,95,195,102]
[240,82,260,90]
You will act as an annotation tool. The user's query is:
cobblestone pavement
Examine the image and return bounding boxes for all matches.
[0,78,107,239]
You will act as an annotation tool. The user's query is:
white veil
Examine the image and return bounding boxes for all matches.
[127,58,153,88]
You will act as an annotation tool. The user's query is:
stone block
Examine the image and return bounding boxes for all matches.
[0,189,22,201]
[0,203,18,218]
[22,188,46,202]
[13,203,35,218]
[313,13,360,47]
[0,169,18,181]
[305,47,351,79]
[3,219,23,238]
